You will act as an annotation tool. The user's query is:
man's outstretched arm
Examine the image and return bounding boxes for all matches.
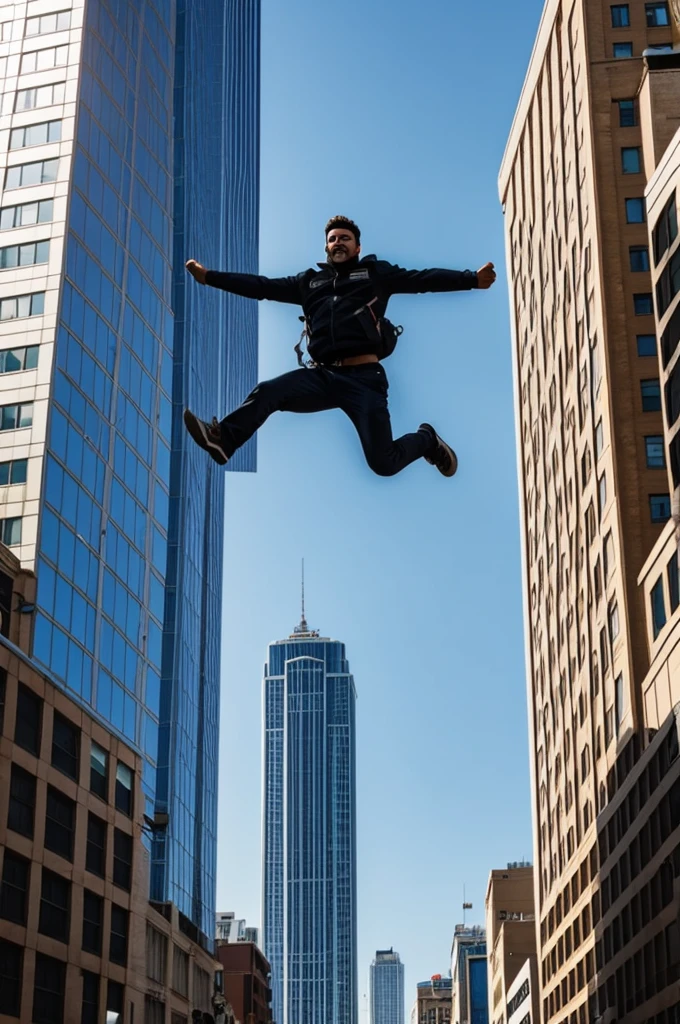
[186,259,302,304]
[380,261,496,294]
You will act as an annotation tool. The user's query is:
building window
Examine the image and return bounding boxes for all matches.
[113,829,132,891]
[629,246,650,271]
[0,459,28,484]
[598,473,607,517]
[608,601,620,642]
[656,247,680,317]
[107,982,124,1021]
[82,889,103,954]
[7,763,36,837]
[595,419,604,459]
[51,711,80,780]
[44,786,75,862]
[0,347,39,375]
[0,518,22,546]
[173,944,189,997]
[110,904,129,966]
[615,674,625,734]
[634,292,653,315]
[619,99,637,126]
[38,868,71,943]
[0,240,49,269]
[33,953,66,1024]
[81,971,99,1024]
[90,742,108,800]
[654,191,678,264]
[0,403,33,430]
[5,158,59,189]
[25,10,72,35]
[669,553,680,612]
[115,762,133,816]
[641,379,662,410]
[622,147,641,173]
[14,682,43,755]
[0,669,5,732]
[0,849,30,924]
[146,925,167,984]
[613,41,633,57]
[651,576,667,638]
[82,889,103,955]
[626,198,646,223]
[15,82,66,112]
[650,493,671,522]
[86,813,107,877]
[145,997,165,1024]
[20,45,69,73]
[0,199,54,230]
[611,4,630,25]
[637,333,657,356]
[0,293,45,321]
[9,120,62,150]
[646,2,670,25]
[0,939,23,1017]
[645,435,666,467]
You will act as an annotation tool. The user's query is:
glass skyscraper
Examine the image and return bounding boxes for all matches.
[370,949,405,1024]
[0,0,259,941]
[263,612,358,1024]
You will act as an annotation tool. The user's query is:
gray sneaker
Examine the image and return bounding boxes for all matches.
[183,410,229,466]
[420,423,458,478]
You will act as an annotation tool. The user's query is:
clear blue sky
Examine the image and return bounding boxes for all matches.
[216,0,544,1015]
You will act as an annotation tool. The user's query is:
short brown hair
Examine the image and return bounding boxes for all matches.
[325,215,361,245]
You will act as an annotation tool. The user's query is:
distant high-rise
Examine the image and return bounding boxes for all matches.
[262,606,357,1024]
[370,949,405,1024]
[451,926,488,1024]
[0,0,259,943]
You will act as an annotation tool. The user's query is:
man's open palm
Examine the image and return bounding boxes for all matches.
[477,262,497,289]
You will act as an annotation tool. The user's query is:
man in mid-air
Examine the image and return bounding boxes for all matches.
[183,215,496,478]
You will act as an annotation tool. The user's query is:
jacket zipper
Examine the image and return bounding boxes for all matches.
[330,265,338,348]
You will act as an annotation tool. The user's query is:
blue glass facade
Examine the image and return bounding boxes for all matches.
[152,0,260,939]
[452,934,488,1024]
[263,623,358,1024]
[370,950,405,1024]
[30,0,259,941]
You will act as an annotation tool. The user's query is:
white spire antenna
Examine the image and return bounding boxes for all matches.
[292,558,319,637]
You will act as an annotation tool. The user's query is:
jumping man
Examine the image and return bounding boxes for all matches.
[183,215,496,478]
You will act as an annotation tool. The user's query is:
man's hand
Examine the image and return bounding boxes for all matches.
[186,259,208,285]
[476,262,497,290]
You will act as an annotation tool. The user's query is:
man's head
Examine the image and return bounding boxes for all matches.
[325,215,361,263]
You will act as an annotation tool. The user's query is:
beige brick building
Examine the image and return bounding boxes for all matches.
[499,2,680,1022]
[485,865,538,1024]
[0,546,221,1024]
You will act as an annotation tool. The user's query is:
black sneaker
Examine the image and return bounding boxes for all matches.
[420,423,458,478]
[183,410,229,466]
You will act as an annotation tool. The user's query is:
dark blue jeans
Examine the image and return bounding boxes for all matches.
[218,364,433,476]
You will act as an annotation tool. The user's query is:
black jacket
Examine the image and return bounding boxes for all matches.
[205,254,478,364]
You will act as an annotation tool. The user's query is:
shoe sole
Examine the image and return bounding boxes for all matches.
[421,423,458,478]
[183,410,228,466]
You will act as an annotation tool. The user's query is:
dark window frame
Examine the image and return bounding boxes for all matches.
[0,938,23,1017]
[113,828,132,891]
[85,812,107,877]
[0,848,30,924]
[109,904,129,966]
[32,952,66,1024]
[38,867,71,943]
[51,710,80,781]
[7,762,36,838]
[14,681,42,755]
[44,786,75,862]
[82,889,103,955]
[650,493,672,523]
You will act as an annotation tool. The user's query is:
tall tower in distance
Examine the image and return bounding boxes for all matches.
[500,1,680,1022]
[370,949,405,1024]
[262,585,358,1024]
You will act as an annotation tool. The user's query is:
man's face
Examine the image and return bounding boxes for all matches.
[326,227,360,263]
